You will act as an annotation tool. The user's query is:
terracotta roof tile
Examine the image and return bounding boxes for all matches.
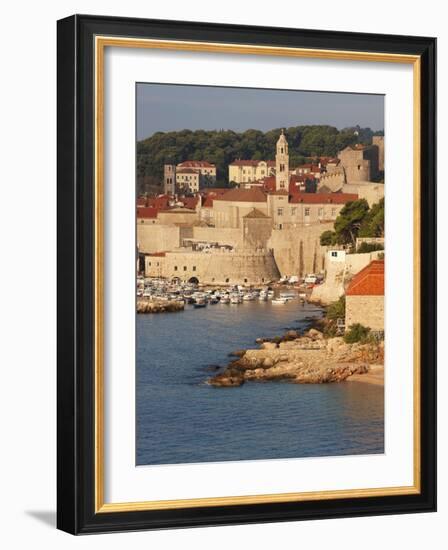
[178,161,215,168]
[346,260,384,296]
[137,206,158,219]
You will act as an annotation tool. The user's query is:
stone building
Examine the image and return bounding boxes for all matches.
[345,260,385,331]
[175,169,201,193]
[338,144,379,183]
[212,187,268,228]
[163,164,176,195]
[268,192,358,229]
[342,182,384,207]
[228,160,275,184]
[372,136,384,172]
[163,160,216,194]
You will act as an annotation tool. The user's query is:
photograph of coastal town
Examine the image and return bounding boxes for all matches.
[136,84,385,466]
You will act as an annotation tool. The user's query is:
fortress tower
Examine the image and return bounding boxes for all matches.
[275,130,289,190]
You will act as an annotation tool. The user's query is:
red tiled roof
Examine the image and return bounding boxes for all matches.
[179,196,199,209]
[289,193,358,204]
[148,252,166,257]
[229,159,275,167]
[178,161,215,168]
[260,176,276,192]
[176,168,200,174]
[137,207,158,219]
[296,163,321,172]
[202,188,229,195]
[346,260,384,296]
[136,196,147,207]
[147,195,171,209]
[214,187,267,203]
[202,197,214,208]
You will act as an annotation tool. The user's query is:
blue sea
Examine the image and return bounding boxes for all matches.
[136,299,384,465]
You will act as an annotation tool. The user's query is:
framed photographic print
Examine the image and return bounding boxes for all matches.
[57,14,436,534]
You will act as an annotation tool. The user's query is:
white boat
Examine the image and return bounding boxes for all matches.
[271,298,288,305]
[230,294,242,304]
[280,291,296,299]
[259,291,268,301]
[220,295,230,304]
[243,293,256,301]
[267,290,274,299]
[298,293,307,299]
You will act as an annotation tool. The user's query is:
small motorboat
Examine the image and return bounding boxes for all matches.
[220,295,230,304]
[271,298,288,305]
[230,294,242,304]
[193,298,207,308]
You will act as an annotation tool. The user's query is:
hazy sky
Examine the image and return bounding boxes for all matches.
[136,83,384,141]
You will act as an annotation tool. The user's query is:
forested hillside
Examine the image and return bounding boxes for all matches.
[137,125,383,193]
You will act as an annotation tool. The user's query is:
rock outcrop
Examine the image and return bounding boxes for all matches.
[137,299,184,314]
[208,330,384,387]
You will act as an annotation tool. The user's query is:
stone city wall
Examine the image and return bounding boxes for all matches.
[145,249,280,285]
[137,224,194,253]
[268,222,333,278]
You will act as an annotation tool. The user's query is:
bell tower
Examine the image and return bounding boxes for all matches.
[275,129,289,190]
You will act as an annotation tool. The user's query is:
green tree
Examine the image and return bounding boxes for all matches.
[136,125,383,190]
[320,230,337,246]
[359,198,385,238]
[344,323,371,344]
[333,199,370,247]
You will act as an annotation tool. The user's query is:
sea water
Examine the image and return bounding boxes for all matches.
[136,300,384,465]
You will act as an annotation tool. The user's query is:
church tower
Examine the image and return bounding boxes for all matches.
[275,130,289,190]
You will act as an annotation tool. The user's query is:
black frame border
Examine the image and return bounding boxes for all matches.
[57,14,436,534]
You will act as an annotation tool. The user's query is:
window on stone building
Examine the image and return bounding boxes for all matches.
[244,278,248,283]
[174,266,178,271]
[225,278,229,283]
[183,266,187,271]
[291,207,297,216]
[277,208,283,216]
[305,207,310,216]
[193,266,196,271]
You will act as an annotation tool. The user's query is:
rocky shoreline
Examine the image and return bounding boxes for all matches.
[208,328,384,387]
[137,299,184,314]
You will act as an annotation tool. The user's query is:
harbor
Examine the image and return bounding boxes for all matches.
[136,275,316,313]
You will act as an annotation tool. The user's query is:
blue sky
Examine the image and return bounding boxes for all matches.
[136,83,384,141]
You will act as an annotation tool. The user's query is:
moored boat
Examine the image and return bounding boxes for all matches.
[271,298,287,305]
